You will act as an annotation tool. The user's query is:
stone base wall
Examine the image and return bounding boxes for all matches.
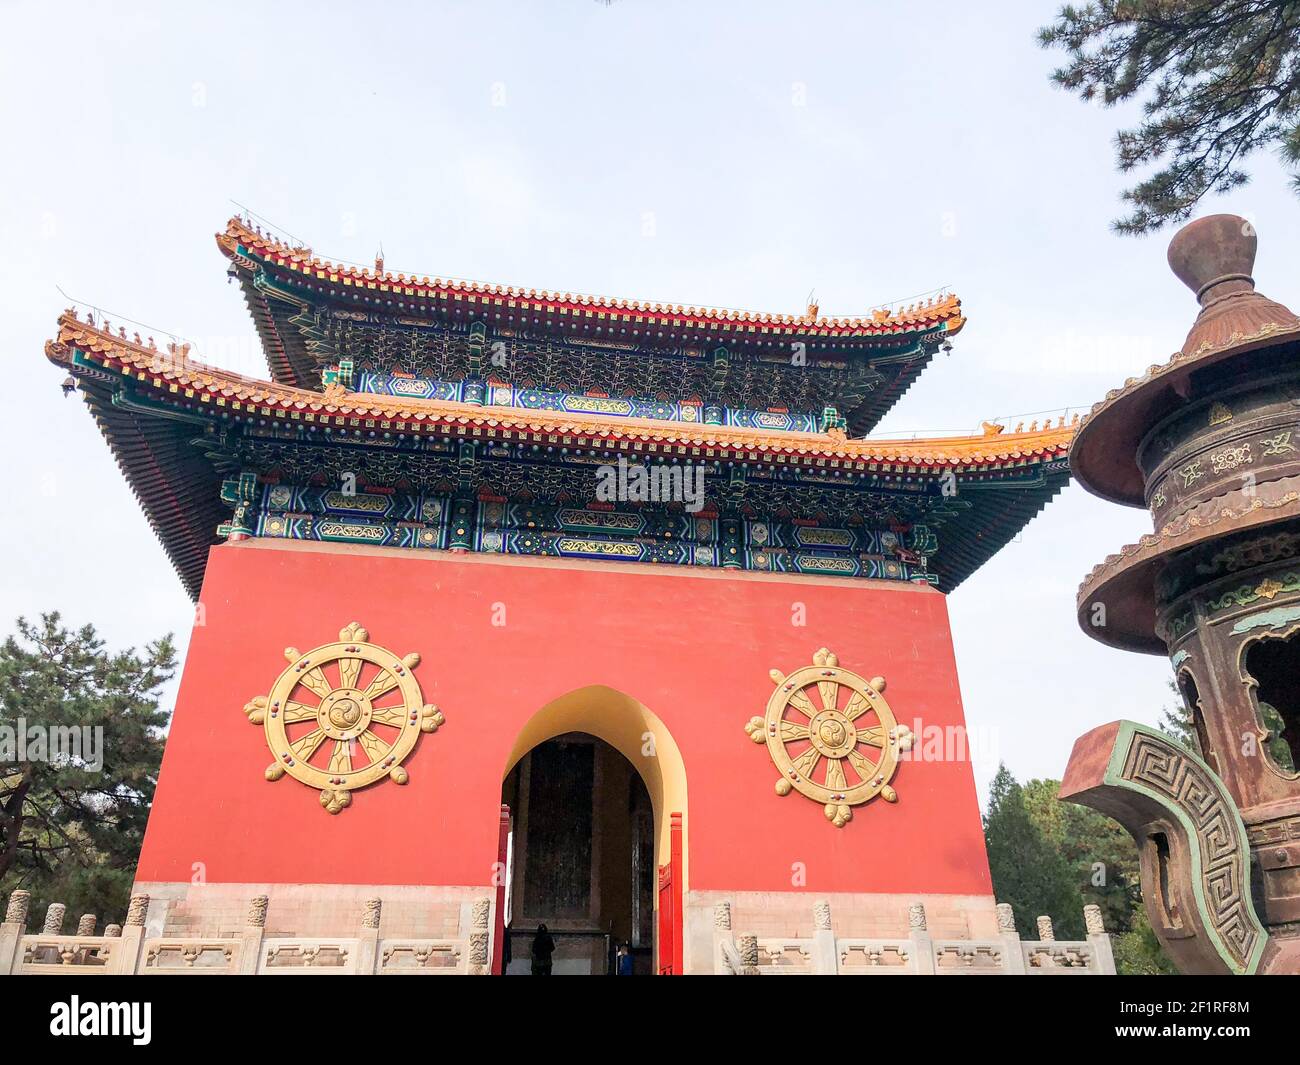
[133,881,487,940]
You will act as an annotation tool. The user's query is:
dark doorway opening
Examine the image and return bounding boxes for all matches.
[1177,672,1218,775]
[1148,830,1183,929]
[1245,632,1300,774]
[501,734,654,974]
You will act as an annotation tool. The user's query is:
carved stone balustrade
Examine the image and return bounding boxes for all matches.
[1,889,490,976]
[711,899,1115,975]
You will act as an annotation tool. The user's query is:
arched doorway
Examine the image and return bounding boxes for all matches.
[502,735,652,973]
[496,686,688,975]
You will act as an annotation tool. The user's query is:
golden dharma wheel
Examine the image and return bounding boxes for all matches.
[243,622,444,814]
[746,647,912,827]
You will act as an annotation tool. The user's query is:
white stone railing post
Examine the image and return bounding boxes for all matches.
[996,902,1027,973]
[1034,914,1057,969]
[43,902,66,935]
[358,897,382,974]
[908,903,936,975]
[1036,914,1055,942]
[241,895,268,974]
[1084,904,1116,974]
[112,893,149,974]
[812,901,838,975]
[468,897,491,975]
[712,901,742,974]
[0,889,30,974]
[736,934,760,975]
[74,914,98,966]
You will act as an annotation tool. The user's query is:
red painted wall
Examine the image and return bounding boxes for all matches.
[136,543,993,896]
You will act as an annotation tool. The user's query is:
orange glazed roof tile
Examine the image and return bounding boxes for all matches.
[49,313,1071,468]
[216,217,967,342]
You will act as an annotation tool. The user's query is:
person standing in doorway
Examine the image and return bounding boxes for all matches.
[531,923,555,976]
[616,943,634,976]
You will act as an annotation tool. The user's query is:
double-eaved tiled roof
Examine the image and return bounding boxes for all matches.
[48,311,1072,598]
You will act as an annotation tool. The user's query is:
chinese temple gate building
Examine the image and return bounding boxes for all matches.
[34,216,1091,975]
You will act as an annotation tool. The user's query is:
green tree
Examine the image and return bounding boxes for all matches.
[983,764,1086,938]
[986,766,1177,973]
[1112,905,1180,974]
[1023,777,1141,935]
[1040,1,1300,233]
[1160,679,1200,753]
[0,614,174,924]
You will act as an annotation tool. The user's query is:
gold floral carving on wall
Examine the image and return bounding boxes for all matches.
[745,648,912,827]
[242,622,444,814]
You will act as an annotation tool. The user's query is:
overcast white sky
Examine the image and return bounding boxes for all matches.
[4,0,1299,805]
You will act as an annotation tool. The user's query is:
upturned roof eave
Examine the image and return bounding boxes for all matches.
[51,312,1073,470]
[215,217,967,345]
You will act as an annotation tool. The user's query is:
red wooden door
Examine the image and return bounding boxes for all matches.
[657,863,674,974]
[492,803,509,975]
[656,812,684,975]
